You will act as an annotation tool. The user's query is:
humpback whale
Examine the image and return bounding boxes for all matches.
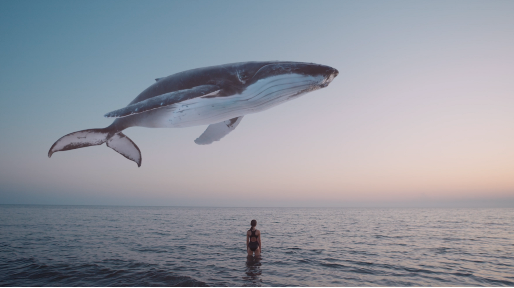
[48,61,338,167]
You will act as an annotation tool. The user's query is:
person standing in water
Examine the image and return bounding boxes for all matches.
[247,220,261,257]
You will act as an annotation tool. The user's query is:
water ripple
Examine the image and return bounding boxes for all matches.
[1,206,513,286]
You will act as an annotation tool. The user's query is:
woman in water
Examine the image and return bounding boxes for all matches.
[247,219,261,257]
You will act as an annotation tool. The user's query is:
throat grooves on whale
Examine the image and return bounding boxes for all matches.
[159,74,323,128]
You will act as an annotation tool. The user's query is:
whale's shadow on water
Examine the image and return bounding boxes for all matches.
[243,255,262,286]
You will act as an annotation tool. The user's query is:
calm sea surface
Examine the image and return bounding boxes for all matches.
[0,205,513,286]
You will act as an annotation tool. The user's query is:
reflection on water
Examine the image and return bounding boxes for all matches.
[243,255,262,286]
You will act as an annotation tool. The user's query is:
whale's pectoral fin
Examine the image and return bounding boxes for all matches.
[107,132,142,167]
[194,116,244,145]
[104,85,221,118]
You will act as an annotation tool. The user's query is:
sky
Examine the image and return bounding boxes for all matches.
[0,0,513,207]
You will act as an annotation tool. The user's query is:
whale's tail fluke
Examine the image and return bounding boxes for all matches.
[48,128,142,167]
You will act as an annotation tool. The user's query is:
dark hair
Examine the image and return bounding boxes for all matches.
[250,219,257,228]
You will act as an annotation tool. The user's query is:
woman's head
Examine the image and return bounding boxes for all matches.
[251,219,257,227]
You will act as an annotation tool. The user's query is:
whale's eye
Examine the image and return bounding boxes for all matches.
[237,71,250,83]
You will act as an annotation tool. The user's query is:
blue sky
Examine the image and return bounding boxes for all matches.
[1,0,513,207]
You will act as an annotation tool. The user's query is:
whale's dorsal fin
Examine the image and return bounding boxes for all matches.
[194,116,243,145]
[104,85,221,118]
[155,77,163,82]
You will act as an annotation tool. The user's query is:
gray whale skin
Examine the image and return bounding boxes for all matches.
[48,61,338,167]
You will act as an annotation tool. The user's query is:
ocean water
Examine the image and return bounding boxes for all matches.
[0,206,513,286]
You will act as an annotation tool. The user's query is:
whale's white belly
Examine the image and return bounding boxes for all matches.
[135,74,324,128]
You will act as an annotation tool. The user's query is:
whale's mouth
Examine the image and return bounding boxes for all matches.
[245,73,325,102]
[249,62,337,85]
[320,70,337,88]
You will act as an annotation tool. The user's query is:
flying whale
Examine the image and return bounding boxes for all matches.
[48,61,338,167]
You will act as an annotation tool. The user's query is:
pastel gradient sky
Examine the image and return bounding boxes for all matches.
[1,0,513,207]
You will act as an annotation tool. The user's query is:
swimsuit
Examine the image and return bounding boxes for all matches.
[248,228,259,251]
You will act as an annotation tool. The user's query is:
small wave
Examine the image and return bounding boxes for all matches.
[0,258,207,287]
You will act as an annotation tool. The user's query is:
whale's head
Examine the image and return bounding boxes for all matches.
[221,61,337,101]
[223,61,336,94]
[232,61,338,88]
